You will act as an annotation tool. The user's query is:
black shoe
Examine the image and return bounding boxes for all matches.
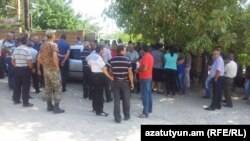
[242,97,248,100]
[96,112,108,116]
[223,104,233,108]
[106,99,113,103]
[47,101,54,111]
[138,114,148,118]
[35,90,41,93]
[14,101,22,105]
[83,94,88,99]
[115,118,121,123]
[216,106,221,110]
[53,103,65,114]
[23,103,34,107]
[62,88,66,92]
[204,107,215,111]
[202,95,211,99]
[222,99,227,103]
[124,116,130,121]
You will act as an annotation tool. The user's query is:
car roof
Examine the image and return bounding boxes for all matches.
[70,45,84,52]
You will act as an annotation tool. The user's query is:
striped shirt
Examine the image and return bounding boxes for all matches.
[12,45,32,67]
[106,55,132,80]
[80,48,92,66]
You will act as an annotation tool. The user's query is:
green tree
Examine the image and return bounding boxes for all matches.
[106,0,250,54]
[31,0,85,30]
[0,0,15,18]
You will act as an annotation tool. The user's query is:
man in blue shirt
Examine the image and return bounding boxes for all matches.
[33,35,45,89]
[57,34,70,92]
[33,36,42,52]
[205,48,224,111]
[2,32,16,90]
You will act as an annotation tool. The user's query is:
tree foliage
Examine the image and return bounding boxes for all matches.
[0,0,15,19]
[0,0,101,32]
[31,0,97,30]
[106,0,250,56]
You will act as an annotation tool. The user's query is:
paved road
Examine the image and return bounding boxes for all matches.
[0,78,250,141]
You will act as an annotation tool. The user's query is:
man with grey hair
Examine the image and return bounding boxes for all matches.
[86,44,108,116]
[2,32,16,90]
[205,48,224,111]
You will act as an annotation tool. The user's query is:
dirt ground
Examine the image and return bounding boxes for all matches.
[0,78,250,141]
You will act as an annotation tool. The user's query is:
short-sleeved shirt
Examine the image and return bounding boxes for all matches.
[164,53,178,70]
[28,47,38,63]
[57,39,70,61]
[3,40,16,57]
[139,52,154,79]
[103,47,112,63]
[33,42,42,52]
[209,56,224,78]
[11,45,32,67]
[126,50,139,63]
[39,41,59,70]
[86,52,105,73]
[106,55,132,81]
[225,60,237,78]
[151,49,164,69]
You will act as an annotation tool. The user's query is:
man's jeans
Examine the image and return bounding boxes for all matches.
[4,57,14,89]
[205,76,212,97]
[140,79,153,116]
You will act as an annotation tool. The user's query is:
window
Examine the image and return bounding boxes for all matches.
[69,49,81,60]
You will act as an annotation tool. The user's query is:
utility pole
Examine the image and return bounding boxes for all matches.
[24,0,30,31]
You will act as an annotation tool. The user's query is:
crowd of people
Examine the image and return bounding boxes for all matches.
[0,31,250,124]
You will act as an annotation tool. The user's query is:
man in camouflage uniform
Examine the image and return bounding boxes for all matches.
[37,32,65,114]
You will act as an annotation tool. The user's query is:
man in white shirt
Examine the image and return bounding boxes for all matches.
[87,45,109,116]
[223,53,237,108]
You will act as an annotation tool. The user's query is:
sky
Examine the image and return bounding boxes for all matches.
[71,0,119,34]
[71,0,250,34]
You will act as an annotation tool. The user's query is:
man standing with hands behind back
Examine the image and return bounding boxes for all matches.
[12,36,33,107]
[103,44,134,123]
[57,34,70,92]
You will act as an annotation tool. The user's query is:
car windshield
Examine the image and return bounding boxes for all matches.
[69,45,83,60]
[69,49,81,59]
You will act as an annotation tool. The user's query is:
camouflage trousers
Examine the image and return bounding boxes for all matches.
[44,69,62,103]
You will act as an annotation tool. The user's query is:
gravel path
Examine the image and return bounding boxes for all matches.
[0,78,250,141]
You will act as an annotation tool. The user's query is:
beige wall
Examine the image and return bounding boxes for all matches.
[0,29,96,45]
